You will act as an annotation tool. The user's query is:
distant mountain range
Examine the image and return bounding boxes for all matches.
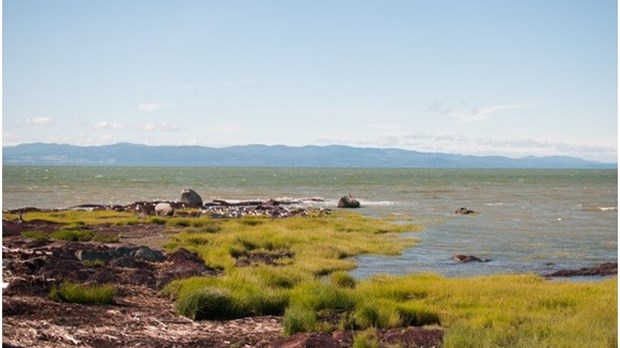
[2,143,616,168]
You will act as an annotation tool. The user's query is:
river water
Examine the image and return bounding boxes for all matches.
[3,166,617,278]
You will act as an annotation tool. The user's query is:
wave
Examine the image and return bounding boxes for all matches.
[484,202,505,207]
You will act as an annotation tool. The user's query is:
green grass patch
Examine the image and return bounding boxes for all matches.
[7,210,138,225]
[50,229,94,242]
[50,281,115,304]
[21,230,49,241]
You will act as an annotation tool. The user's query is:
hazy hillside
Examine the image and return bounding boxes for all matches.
[2,143,616,168]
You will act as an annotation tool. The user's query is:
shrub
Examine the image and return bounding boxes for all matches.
[50,281,115,304]
[283,305,317,335]
[177,287,238,320]
[330,271,357,288]
[50,229,94,242]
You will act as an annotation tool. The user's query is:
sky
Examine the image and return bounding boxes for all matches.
[3,0,618,162]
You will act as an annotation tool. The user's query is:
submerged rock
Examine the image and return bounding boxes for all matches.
[452,254,491,263]
[455,207,477,215]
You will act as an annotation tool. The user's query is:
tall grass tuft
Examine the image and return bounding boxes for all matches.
[353,299,402,329]
[289,281,355,312]
[353,329,380,348]
[176,287,239,320]
[50,281,115,304]
[283,305,318,335]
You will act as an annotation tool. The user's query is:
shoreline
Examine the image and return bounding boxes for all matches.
[4,200,617,280]
[3,202,617,347]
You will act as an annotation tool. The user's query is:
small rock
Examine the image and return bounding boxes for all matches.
[132,246,166,262]
[155,203,174,217]
[75,249,114,263]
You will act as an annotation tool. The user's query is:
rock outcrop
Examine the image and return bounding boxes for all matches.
[543,262,617,278]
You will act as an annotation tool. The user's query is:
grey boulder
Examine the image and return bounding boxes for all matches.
[180,188,203,207]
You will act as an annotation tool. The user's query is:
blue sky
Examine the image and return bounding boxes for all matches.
[3,0,617,162]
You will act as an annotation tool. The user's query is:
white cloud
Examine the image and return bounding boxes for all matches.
[95,121,124,130]
[137,103,172,112]
[25,116,54,126]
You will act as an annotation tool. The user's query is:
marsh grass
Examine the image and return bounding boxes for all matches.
[50,281,115,304]
[164,212,419,274]
[50,229,94,241]
[21,230,49,241]
[9,210,137,225]
[10,209,616,346]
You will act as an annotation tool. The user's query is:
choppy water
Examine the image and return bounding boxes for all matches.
[3,166,617,278]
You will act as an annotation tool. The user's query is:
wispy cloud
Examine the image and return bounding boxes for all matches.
[452,103,537,123]
[426,100,538,124]
[137,103,172,112]
[93,120,185,132]
[25,116,54,126]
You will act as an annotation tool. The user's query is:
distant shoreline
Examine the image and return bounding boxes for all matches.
[4,143,616,168]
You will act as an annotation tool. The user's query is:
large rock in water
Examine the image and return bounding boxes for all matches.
[180,188,203,207]
[338,195,361,208]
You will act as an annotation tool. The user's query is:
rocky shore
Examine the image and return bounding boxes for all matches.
[2,200,443,348]
[3,191,615,347]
